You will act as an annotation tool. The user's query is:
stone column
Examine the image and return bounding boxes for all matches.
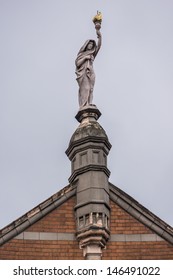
[66,105,111,259]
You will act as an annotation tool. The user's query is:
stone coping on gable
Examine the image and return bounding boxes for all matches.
[0,185,76,246]
[109,182,173,245]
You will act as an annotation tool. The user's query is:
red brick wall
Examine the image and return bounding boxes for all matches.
[0,240,83,260]
[102,241,173,259]
[101,200,173,259]
[25,196,76,233]
[0,197,173,259]
[110,200,152,234]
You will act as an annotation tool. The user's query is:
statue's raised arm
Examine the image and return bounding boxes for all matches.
[75,12,102,108]
[93,12,102,57]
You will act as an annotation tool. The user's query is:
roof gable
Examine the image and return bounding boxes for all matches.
[109,182,173,244]
[0,184,76,246]
[1,182,173,247]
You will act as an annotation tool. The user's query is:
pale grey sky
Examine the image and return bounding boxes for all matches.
[0,0,173,229]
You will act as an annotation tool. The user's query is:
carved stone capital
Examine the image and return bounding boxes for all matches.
[76,226,110,259]
[75,105,101,123]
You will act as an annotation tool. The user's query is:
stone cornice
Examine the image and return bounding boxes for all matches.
[74,199,111,212]
[66,136,112,158]
[69,164,111,183]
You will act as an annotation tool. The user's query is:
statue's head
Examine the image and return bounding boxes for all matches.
[85,40,96,51]
[77,40,97,56]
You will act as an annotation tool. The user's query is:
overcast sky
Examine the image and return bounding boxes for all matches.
[0,0,173,229]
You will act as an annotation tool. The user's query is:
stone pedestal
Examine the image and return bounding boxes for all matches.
[66,105,111,259]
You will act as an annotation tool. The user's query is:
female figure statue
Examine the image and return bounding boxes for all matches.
[75,29,102,108]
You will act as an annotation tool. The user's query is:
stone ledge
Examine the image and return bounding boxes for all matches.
[15,232,75,241]
[14,232,164,242]
[110,233,164,242]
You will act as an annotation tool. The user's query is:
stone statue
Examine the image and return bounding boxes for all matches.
[75,12,102,108]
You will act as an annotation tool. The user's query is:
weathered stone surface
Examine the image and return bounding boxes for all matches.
[66,105,111,259]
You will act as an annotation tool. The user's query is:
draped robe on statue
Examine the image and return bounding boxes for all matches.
[75,40,98,108]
